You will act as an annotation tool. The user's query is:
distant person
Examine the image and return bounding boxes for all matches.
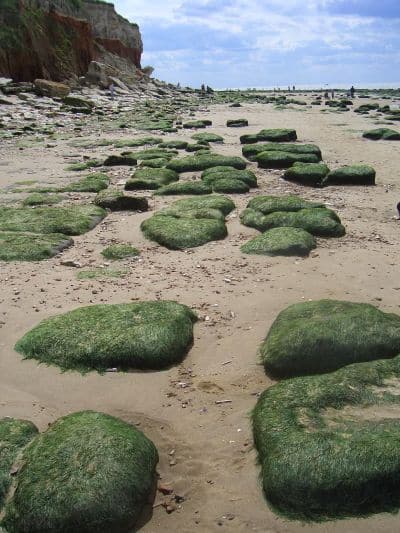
[331,90,334,99]
[288,86,290,92]
[397,202,400,219]
[201,84,206,94]
[293,85,295,91]
[350,86,355,98]
[324,91,329,99]
[109,82,115,100]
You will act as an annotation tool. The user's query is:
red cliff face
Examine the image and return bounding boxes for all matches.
[0,0,143,82]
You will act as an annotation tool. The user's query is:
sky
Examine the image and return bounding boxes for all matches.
[113,0,400,89]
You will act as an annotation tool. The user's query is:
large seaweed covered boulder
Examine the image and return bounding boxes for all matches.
[158,140,188,149]
[103,155,137,167]
[2,411,158,532]
[240,129,297,144]
[0,206,106,236]
[171,195,235,216]
[167,154,247,173]
[242,143,322,161]
[183,120,212,129]
[247,195,324,214]
[125,168,178,190]
[15,301,197,371]
[94,190,148,211]
[201,168,257,188]
[323,165,376,186]
[0,231,73,261]
[363,128,400,141]
[212,178,250,193]
[261,300,400,378]
[241,227,316,256]
[227,118,248,127]
[256,151,320,169]
[283,162,330,187]
[154,181,212,196]
[0,418,38,507]
[253,355,400,520]
[191,132,224,143]
[241,207,345,237]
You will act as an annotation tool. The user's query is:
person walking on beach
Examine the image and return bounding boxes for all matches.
[350,85,355,98]
[109,82,115,101]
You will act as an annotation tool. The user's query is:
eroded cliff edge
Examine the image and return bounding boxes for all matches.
[0,0,143,82]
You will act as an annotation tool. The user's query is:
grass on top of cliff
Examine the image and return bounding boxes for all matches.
[15,301,198,372]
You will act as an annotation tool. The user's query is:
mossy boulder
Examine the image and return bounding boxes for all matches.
[139,157,169,168]
[185,143,210,153]
[22,193,62,206]
[283,163,330,187]
[0,206,106,235]
[15,301,197,371]
[94,190,148,211]
[2,411,158,532]
[324,165,376,186]
[154,181,212,196]
[212,178,250,193]
[0,418,38,507]
[241,129,297,144]
[201,168,257,188]
[363,128,400,140]
[103,155,137,167]
[227,118,248,127]
[241,227,316,256]
[183,120,212,129]
[65,160,102,172]
[261,300,400,378]
[253,354,400,519]
[125,168,178,190]
[130,149,177,161]
[167,154,247,173]
[101,244,140,260]
[171,195,235,216]
[0,231,73,261]
[241,207,345,237]
[256,151,320,169]
[158,140,188,149]
[64,173,109,193]
[247,195,324,215]
[115,137,162,148]
[242,143,322,162]
[191,133,224,143]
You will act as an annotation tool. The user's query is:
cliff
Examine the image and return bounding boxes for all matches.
[0,0,143,82]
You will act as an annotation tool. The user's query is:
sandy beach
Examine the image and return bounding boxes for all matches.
[0,95,399,532]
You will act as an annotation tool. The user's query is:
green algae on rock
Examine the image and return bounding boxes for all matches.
[256,151,320,169]
[253,354,400,520]
[154,181,212,196]
[242,143,322,161]
[283,163,330,187]
[64,172,110,193]
[103,155,137,167]
[241,227,316,256]
[171,195,235,216]
[323,165,376,186]
[22,193,62,206]
[191,132,224,143]
[94,190,148,211]
[227,118,249,127]
[167,154,247,173]
[15,301,197,372]
[212,178,250,193]
[114,137,162,148]
[260,300,400,379]
[125,168,178,190]
[363,128,400,141]
[2,411,158,532]
[0,205,106,235]
[101,244,140,260]
[201,168,257,188]
[0,231,73,262]
[158,140,189,149]
[183,120,212,129]
[0,418,38,508]
[240,128,297,144]
[247,195,324,214]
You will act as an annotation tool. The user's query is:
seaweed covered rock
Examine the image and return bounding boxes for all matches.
[158,140,189,149]
[0,206,106,235]
[363,128,400,141]
[227,119,248,127]
[65,160,102,172]
[167,154,247,173]
[125,168,178,190]
[171,195,235,216]
[185,143,210,153]
[256,151,320,169]
[94,190,148,211]
[115,137,162,148]
[283,163,330,187]
[129,149,177,161]
[253,355,400,520]
[101,244,140,260]
[0,232,73,262]
[103,155,137,167]
[64,173,110,193]
[324,165,376,186]
[183,120,212,129]
[191,133,224,143]
[243,143,322,162]
[260,300,400,378]
[15,301,197,371]
[0,418,38,507]
[154,181,212,196]
[22,193,62,206]
[201,168,257,188]
[241,207,345,237]
[212,178,250,193]
[2,411,158,532]
[241,129,297,144]
[139,157,169,168]
[241,227,316,256]
[247,195,324,214]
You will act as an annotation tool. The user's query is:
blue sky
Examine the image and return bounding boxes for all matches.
[113,0,400,88]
